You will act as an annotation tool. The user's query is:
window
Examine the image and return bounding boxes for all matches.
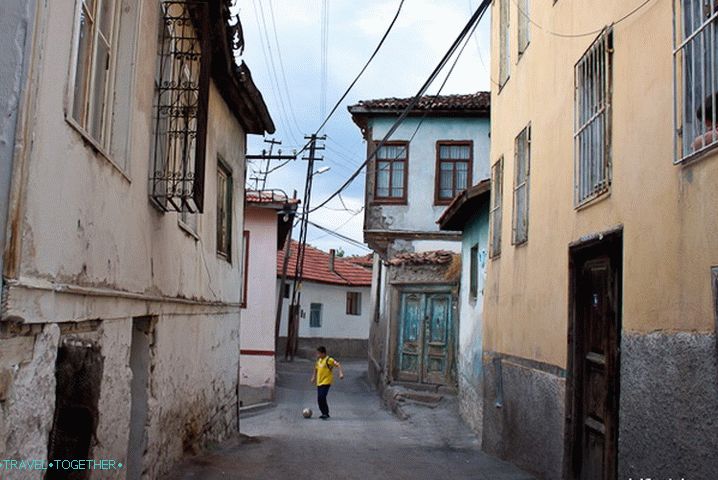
[217,160,233,260]
[499,0,510,86]
[70,0,121,149]
[283,284,291,299]
[310,303,322,328]
[346,292,362,316]
[150,1,210,212]
[240,231,249,307]
[518,0,530,56]
[575,29,612,206]
[374,142,408,202]
[436,141,473,204]
[469,245,479,301]
[179,209,199,237]
[512,126,530,245]
[674,0,718,161]
[490,158,504,258]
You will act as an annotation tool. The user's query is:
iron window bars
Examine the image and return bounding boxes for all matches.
[674,0,718,162]
[574,28,613,207]
[490,157,504,258]
[151,1,210,213]
[512,126,530,245]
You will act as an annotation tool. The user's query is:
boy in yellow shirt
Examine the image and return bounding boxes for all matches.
[310,346,344,419]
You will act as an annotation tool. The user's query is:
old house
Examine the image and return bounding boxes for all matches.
[0,1,273,477]
[348,93,490,391]
[437,179,491,437]
[485,0,718,478]
[239,190,297,406]
[277,242,372,358]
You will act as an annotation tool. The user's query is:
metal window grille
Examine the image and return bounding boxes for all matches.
[499,0,511,86]
[151,1,210,213]
[346,292,362,316]
[437,142,472,202]
[71,0,120,148]
[490,157,503,258]
[512,126,530,245]
[310,303,322,328]
[674,0,718,162]
[518,0,530,55]
[574,28,612,206]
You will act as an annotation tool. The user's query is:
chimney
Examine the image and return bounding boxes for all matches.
[329,249,336,273]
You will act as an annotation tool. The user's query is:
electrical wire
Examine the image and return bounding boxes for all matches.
[512,0,654,39]
[308,0,491,215]
[307,220,371,251]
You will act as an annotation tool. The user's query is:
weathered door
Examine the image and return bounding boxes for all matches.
[397,291,453,385]
[397,292,424,382]
[569,237,621,480]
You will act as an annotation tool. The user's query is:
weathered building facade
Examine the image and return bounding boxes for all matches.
[349,94,490,392]
[239,190,296,406]
[437,180,491,439]
[0,1,273,478]
[487,0,718,478]
[277,242,372,358]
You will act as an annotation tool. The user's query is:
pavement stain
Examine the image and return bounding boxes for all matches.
[168,359,535,480]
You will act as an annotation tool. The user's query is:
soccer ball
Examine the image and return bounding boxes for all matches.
[302,408,313,418]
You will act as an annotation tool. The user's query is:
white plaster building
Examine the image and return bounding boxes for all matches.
[239,191,297,406]
[277,243,373,358]
[0,1,273,477]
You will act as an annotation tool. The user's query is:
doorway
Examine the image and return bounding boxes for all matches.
[127,317,154,480]
[397,290,454,385]
[567,231,622,480]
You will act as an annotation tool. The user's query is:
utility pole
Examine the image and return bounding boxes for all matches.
[275,190,297,348]
[246,138,296,190]
[285,134,325,361]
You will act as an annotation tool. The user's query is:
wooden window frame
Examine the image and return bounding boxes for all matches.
[346,292,362,316]
[216,158,233,262]
[435,140,473,205]
[240,231,249,308]
[512,125,531,246]
[469,244,479,301]
[490,157,504,258]
[67,0,122,153]
[498,0,511,88]
[310,303,323,328]
[373,141,409,205]
[517,0,531,57]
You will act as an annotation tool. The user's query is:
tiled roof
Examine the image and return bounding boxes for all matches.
[345,253,374,269]
[387,250,456,266]
[277,241,373,286]
[349,92,490,113]
[246,190,300,205]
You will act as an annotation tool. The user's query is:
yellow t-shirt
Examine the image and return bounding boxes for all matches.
[315,357,336,386]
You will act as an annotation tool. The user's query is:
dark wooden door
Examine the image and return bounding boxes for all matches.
[570,241,621,480]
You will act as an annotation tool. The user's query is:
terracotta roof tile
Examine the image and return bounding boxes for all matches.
[387,250,456,266]
[349,92,490,113]
[277,241,372,286]
[246,190,300,205]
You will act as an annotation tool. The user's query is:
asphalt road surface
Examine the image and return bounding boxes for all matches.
[169,359,534,480]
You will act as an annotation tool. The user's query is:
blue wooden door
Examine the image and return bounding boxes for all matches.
[398,291,454,385]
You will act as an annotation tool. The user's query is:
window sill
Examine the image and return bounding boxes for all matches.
[497,76,510,95]
[511,239,528,248]
[217,252,232,264]
[675,142,718,166]
[65,116,131,183]
[178,218,200,241]
[575,190,610,211]
[372,198,407,206]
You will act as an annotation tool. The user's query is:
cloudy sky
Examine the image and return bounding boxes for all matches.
[237,0,491,255]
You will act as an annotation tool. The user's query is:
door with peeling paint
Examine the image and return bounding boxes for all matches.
[397,291,454,385]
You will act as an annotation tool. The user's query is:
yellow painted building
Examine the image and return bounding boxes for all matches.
[485,0,718,478]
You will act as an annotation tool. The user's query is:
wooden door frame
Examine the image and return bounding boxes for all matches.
[392,284,456,386]
[564,227,623,480]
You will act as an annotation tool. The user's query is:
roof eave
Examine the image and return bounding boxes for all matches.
[438,179,491,231]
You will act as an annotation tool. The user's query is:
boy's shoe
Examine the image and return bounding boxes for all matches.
[319,415,329,420]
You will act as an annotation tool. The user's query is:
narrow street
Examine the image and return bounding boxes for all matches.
[170,360,534,480]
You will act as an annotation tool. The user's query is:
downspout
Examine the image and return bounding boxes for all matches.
[382,260,392,385]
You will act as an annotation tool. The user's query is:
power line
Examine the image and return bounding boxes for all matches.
[512,0,653,39]
[308,0,491,214]
[307,220,370,251]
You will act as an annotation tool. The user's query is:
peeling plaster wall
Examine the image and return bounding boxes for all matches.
[457,210,489,437]
[0,0,36,292]
[364,116,490,235]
